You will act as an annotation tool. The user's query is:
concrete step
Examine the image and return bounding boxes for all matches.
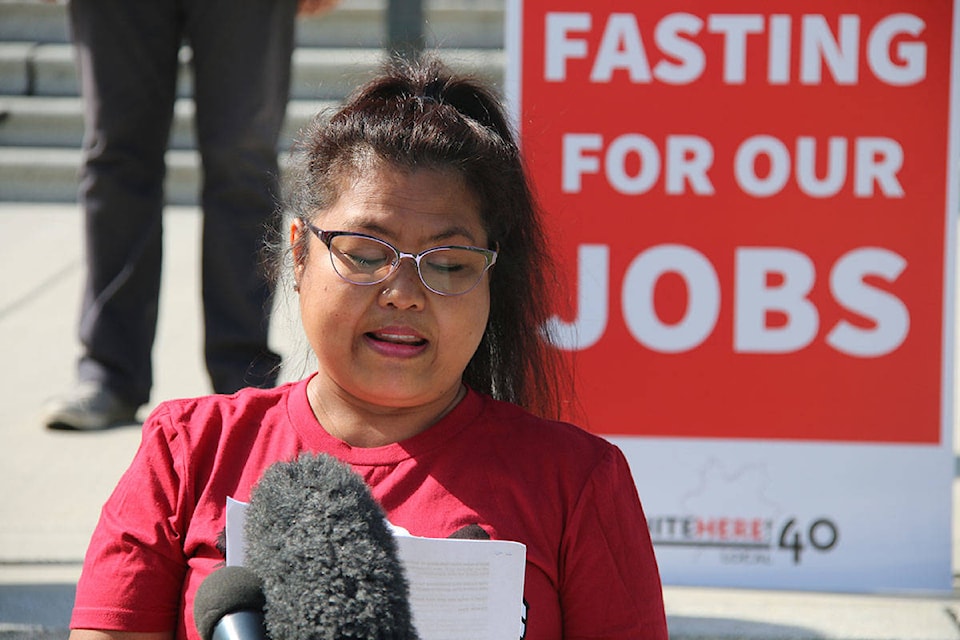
[0,146,320,205]
[0,43,34,95]
[0,147,198,204]
[0,0,506,100]
[0,43,506,147]
[292,47,506,100]
[0,43,505,99]
[0,0,69,45]
[0,0,507,204]
[0,144,359,204]
[0,0,75,95]
[0,47,506,203]
[0,96,338,150]
[0,0,505,49]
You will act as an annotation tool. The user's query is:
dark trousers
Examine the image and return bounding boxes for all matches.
[69,0,297,404]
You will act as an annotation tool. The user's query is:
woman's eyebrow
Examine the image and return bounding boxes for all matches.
[347,219,481,245]
[428,226,480,244]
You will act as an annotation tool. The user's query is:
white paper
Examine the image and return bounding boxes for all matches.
[224,496,248,567]
[225,499,526,639]
[394,535,526,640]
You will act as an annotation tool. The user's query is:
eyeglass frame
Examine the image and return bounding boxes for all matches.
[302,220,499,296]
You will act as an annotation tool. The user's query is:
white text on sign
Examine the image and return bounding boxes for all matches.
[544,12,927,86]
[562,134,904,198]
[544,245,908,357]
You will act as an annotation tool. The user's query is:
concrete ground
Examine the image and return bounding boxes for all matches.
[0,203,958,639]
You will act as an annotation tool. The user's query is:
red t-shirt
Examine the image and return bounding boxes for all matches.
[71,377,667,639]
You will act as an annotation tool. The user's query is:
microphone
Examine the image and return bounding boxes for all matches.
[244,452,419,640]
[194,565,267,640]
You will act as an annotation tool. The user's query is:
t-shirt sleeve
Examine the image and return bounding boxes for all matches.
[558,444,668,639]
[71,404,190,633]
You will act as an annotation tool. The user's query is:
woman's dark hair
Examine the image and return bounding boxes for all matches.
[276,55,570,420]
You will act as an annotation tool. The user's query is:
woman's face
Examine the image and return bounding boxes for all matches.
[293,162,491,412]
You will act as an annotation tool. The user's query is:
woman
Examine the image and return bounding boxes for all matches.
[68,57,668,640]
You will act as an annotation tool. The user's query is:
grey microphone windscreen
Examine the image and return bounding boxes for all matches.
[244,452,418,640]
[194,565,266,640]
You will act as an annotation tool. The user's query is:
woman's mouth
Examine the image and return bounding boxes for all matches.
[365,329,428,356]
[368,330,427,345]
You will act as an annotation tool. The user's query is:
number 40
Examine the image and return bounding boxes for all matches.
[778,518,839,564]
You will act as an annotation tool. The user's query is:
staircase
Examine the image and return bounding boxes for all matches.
[0,0,507,204]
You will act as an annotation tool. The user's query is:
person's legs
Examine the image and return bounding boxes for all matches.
[48,0,181,428]
[187,0,296,393]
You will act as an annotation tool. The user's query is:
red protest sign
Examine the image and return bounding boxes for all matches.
[514,1,956,443]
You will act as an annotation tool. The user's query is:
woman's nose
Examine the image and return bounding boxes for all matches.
[378,258,427,309]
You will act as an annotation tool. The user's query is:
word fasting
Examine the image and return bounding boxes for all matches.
[545,12,928,86]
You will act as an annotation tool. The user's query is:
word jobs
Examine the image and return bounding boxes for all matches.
[563,133,904,198]
[544,244,908,357]
[545,12,927,86]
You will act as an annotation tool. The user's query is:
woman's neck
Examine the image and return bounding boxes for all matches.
[306,375,466,448]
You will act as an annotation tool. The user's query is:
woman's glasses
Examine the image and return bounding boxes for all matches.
[303,222,498,296]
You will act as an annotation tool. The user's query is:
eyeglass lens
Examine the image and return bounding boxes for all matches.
[328,234,491,295]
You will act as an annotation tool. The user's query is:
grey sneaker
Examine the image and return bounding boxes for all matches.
[44,382,140,431]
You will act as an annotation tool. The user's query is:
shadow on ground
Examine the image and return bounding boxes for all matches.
[0,583,74,640]
[0,586,830,640]
[668,615,827,639]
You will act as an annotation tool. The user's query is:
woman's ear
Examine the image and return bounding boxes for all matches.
[290,219,307,286]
